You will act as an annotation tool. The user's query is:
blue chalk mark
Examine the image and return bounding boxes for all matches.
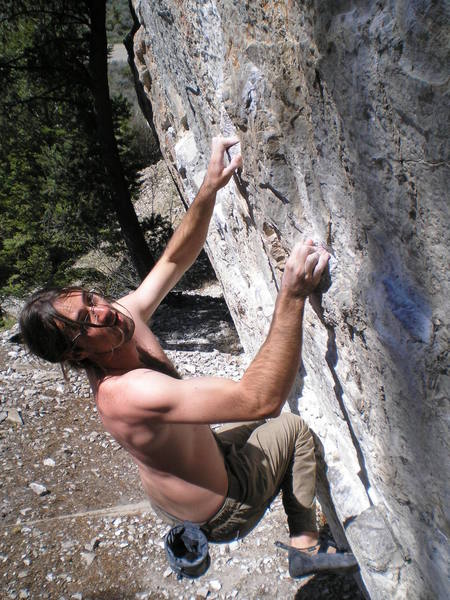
[382,277,432,343]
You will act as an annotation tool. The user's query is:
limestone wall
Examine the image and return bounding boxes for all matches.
[130,2,449,598]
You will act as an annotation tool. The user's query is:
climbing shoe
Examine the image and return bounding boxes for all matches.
[164,522,210,579]
[275,540,358,578]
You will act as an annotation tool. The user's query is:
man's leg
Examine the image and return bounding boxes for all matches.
[240,413,318,549]
[214,420,264,447]
[215,417,358,576]
[205,414,316,543]
[277,415,319,550]
[219,414,317,543]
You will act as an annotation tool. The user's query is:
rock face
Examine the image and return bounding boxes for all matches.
[130,2,449,599]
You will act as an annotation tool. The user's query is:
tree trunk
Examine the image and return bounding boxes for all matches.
[88,0,154,281]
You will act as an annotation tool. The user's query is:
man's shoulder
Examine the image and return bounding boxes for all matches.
[96,367,175,421]
[95,371,170,450]
[97,367,152,400]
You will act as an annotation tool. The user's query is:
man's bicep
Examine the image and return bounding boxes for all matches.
[127,371,262,424]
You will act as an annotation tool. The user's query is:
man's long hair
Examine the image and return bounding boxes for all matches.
[20,286,182,379]
[19,286,112,369]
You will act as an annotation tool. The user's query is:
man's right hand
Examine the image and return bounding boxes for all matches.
[281,240,330,298]
[201,136,243,196]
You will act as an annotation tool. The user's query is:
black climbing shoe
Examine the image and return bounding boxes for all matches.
[164,522,210,579]
[275,540,358,578]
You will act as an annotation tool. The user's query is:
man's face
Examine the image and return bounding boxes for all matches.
[53,291,133,359]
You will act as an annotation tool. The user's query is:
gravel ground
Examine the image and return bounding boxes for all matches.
[0,284,364,600]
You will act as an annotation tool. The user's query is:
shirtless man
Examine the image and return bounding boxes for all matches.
[20,137,357,576]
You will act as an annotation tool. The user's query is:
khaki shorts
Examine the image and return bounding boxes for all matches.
[153,413,317,543]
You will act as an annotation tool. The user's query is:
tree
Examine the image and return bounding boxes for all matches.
[88,0,154,279]
[0,0,155,295]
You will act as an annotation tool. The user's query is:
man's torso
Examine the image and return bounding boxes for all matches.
[90,304,228,523]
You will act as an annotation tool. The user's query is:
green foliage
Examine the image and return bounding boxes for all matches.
[0,309,16,332]
[0,103,119,295]
[0,2,103,294]
[108,63,161,167]
[106,0,132,44]
[141,214,174,260]
[0,0,155,296]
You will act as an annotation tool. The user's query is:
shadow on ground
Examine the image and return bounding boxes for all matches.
[294,571,364,600]
[151,292,243,354]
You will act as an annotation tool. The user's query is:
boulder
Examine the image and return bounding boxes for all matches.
[130,2,449,598]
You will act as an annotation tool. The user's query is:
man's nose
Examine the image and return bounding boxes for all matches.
[91,305,109,324]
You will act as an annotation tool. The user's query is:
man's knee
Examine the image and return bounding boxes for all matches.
[277,412,312,440]
[278,413,316,467]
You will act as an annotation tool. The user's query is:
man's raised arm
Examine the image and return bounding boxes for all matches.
[127,136,242,321]
[116,241,330,425]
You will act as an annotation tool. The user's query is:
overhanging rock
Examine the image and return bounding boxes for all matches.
[130,2,449,598]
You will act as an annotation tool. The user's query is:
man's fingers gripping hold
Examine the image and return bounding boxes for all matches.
[311,249,330,287]
[204,136,242,193]
[212,135,240,151]
[223,153,243,177]
[283,241,330,298]
[304,250,321,277]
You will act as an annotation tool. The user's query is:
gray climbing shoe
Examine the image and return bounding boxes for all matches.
[275,540,358,578]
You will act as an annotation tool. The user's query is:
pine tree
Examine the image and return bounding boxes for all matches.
[0,0,155,294]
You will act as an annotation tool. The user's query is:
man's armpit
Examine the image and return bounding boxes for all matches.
[136,345,181,379]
